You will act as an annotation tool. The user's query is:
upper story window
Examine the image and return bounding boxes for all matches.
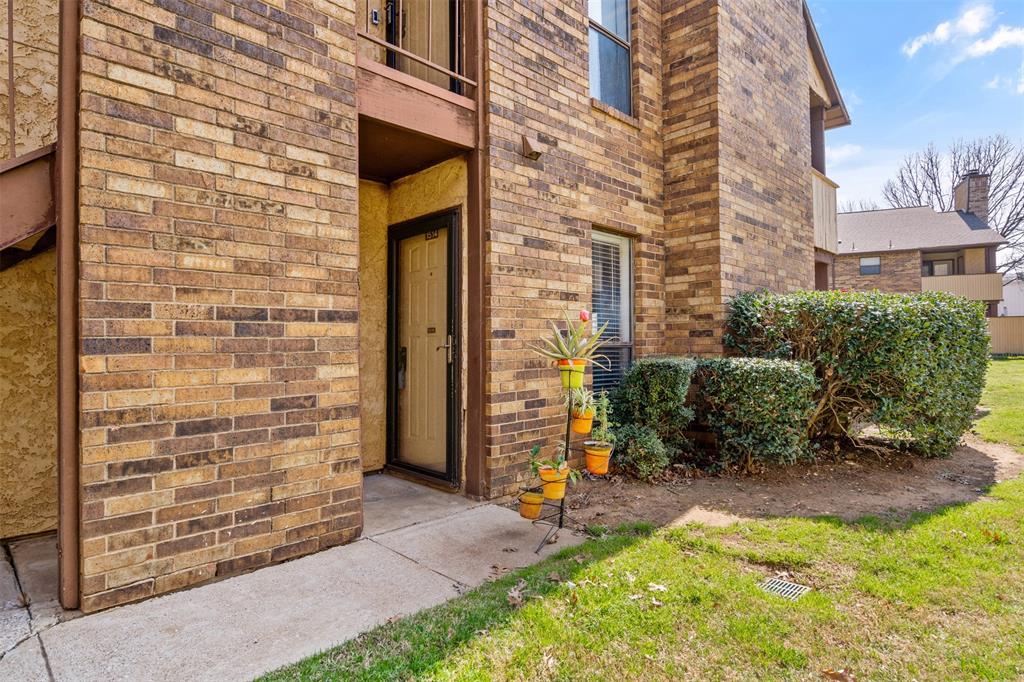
[588,0,632,116]
[859,256,881,276]
[592,230,633,393]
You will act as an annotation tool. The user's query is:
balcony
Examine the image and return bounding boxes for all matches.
[812,169,838,253]
[354,1,478,169]
[356,1,475,97]
[921,273,1004,300]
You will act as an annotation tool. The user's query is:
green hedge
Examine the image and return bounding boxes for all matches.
[613,424,670,481]
[726,290,989,456]
[697,358,818,470]
[610,357,696,455]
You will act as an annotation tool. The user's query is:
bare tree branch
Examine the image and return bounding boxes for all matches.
[883,135,1024,277]
[839,198,881,213]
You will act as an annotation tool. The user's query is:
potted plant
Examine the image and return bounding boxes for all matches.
[583,391,615,475]
[530,444,578,501]
[567,387,595,435]
[529,310,609,389]
[518,486,545,520]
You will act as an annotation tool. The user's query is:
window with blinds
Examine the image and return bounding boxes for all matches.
[592,230,632,393]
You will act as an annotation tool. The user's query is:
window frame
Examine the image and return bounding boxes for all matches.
[591,228,634,393]
[587,0,633,116]
[921,258,955,277]
[859,256,881,276]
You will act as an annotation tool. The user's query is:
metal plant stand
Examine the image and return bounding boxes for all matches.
[529,388,582,553]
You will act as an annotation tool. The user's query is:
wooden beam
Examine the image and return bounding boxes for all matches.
[463,0,487,499]
[57,0,81,611]
[357,56,476,150]
[0,144,56,250]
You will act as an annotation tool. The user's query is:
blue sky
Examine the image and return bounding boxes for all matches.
[810,0,1024,206]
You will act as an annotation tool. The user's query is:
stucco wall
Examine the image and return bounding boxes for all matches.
[358,181,389,472]
[0,0,59,158]
[964,247,986,275]
[358,157,468,474]
[0,248,58,539]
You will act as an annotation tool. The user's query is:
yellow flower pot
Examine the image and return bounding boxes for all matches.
[571,409,594,435]
[518,491,544,520]
[538,465,569,500]
[583,442,613,475]
[558,359,586,389]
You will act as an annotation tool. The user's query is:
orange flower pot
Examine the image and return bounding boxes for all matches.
[538,464,569,500]
[557,359,586,389]
[518,491,544,520]
[571,409,594,435]
[583,442,613,475]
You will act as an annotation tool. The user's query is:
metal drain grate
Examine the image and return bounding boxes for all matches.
[759,577,811,600]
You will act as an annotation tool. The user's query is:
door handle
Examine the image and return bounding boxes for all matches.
[436,334,453,364]
[398,346,407,389]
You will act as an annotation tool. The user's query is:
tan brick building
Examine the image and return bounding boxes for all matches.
[835,172,1006,315]
[1,0,848,611]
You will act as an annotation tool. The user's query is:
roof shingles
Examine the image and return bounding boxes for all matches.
[836,206,1005,255]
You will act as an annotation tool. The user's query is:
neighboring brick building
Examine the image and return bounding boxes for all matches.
[0,0,848,611]
[835,171,1006,315]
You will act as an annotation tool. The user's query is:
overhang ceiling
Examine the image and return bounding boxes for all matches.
[358,117,466,184]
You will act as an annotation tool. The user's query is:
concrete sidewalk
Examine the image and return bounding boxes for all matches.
[0,476,582,681]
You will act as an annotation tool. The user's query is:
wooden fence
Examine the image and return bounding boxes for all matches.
[988,317,1024,355]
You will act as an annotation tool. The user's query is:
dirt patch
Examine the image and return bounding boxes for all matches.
[563,434,1024,529]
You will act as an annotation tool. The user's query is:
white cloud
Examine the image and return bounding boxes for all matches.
[825,143,863,167]
[963,25,1024,58]
[982,62,1024,94]
[842,89,864,113]
[903,3,996,57]
[957,4,998,35]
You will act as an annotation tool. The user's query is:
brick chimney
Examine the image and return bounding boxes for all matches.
[953,170,990,223]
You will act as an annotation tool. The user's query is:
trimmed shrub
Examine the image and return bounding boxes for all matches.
[613,424,670,481]
[726,290,989,456]
[697,358,818,470]
[610,357,696,453]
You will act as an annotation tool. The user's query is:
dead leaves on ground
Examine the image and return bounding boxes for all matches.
[981,528,1009,544]
[501,553,674,615]
[507,579,528,608]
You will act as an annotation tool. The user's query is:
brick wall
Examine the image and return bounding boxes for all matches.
[661,0,814,356]
[834,251,922,293]
[482,0,666,498]
[717,0,815,302]
[661,0,722,357]
[68,0,833,607]
[480,0,819,497]
[77,0,360,612]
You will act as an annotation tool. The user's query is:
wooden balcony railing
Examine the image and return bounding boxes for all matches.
[921,273,1004,300]
[356,0,475,96]
[812,169,838,253]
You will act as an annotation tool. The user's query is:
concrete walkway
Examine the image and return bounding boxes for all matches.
[0,476,583,681]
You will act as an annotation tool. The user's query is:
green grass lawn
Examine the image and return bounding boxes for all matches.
[976,357,1024,452]
[264,362,1024,681]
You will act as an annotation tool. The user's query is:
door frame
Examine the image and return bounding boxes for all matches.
[386,208,461,486]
